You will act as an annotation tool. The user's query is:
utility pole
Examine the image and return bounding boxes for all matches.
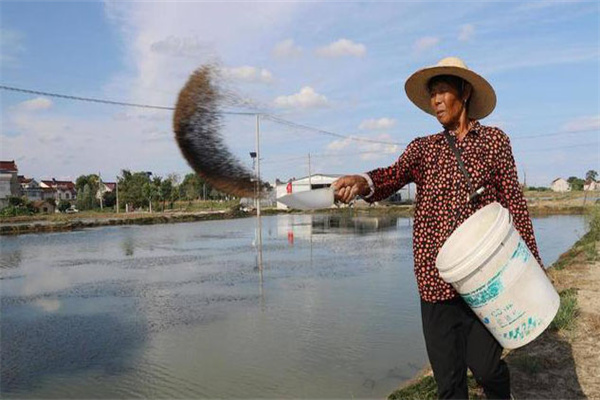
[308,153,312,189]
[255,114,263,271]
[99,172,103,211]
[116,178,119,213]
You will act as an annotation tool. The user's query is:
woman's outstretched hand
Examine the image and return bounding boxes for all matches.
[332,175,370,203]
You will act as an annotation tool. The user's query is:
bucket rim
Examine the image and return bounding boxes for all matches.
[436,202,511,282]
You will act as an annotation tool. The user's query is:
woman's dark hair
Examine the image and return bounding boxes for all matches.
[427,74,467,96]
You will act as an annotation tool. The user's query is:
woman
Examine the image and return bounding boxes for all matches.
[332,57,543,399]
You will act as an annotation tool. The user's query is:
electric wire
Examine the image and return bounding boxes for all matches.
[2,84,597,150]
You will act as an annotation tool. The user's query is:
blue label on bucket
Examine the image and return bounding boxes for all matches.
[510,239,531,264]
[461,239,531,309]
[461,267,506,308]
[502,316,542,341]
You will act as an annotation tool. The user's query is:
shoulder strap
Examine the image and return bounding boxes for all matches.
[444,130,482,202]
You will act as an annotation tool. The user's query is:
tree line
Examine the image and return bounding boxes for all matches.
[73,171,231,212]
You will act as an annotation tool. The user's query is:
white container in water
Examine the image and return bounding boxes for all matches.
[436,202,560,349]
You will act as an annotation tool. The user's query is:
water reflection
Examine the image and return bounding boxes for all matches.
[277,214,402,244]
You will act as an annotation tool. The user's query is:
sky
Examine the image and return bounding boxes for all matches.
[1,0,598,187]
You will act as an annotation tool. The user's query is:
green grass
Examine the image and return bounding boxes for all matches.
[552,205,599,270]
[388,373,483,400]
[550,288,579,332]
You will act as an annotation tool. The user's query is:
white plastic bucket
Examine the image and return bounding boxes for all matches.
[436,202,559,349]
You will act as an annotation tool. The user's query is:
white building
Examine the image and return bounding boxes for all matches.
[276,173,417,209]
[276,173,342,210]
[40,179,77,201]
[550,178,571,192]
[584,179,599,191]
[0,161,20,208]
[19,176,44,201]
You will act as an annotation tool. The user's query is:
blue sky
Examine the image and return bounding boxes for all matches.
[1,1,598,187]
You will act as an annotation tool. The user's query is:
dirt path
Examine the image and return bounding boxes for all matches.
[389,237,600,400]
[557,252,600,398]
[506,241,600,399]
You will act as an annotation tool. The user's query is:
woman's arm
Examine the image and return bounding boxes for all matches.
[493,133,544,268]
[364,137,423,202]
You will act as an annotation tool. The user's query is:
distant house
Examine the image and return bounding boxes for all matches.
[584,179,599,191]
[0,161,20,208]
[96,181,116,200]
[550,178,571,192]
[32,200,56,214]
[40,179,77,201]
[19,176,44,201]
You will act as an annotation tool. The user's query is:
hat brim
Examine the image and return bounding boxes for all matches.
[404,66,496,120]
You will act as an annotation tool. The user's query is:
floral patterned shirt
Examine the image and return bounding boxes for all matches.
[366,121,543,302]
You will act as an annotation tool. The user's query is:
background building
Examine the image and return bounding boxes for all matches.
[0,161,20,208]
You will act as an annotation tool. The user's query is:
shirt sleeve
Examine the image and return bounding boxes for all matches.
[493,132,544,269]
[365,138,422,203]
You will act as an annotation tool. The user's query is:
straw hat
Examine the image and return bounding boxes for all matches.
[404,57,496,120]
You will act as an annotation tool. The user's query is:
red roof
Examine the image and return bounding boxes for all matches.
[104,182,117,191]
[19,176,33,184]
[0,161,18,172]
[41,179,76,191]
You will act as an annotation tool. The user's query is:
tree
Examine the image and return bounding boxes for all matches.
[118,170,152,210]
[75,174,100,209]
[585,170,598,182]
[567,176,585,191]
[103,191,116,208]
[141,181,158,213]
[58,200,71,213]
[159,178,174,211]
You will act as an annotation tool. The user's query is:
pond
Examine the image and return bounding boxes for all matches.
[0,213,588,398]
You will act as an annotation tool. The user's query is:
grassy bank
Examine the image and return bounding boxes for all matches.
[0,207,249,235]
[388,205,600,399]
[0,195,595,236]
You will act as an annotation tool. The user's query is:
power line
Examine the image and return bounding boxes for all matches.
[0,85,256,115]
[515,141,598,153]
[1,84,404,145]
[2,84,597,147]
[263,114,405,146]
[513,128,598,139]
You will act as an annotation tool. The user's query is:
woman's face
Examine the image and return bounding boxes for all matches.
[429,80,466,128]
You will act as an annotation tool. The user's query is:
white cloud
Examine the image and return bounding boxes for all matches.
[272,39,302,58]
[221,66,274,83]
[14,97,53,112]
[150,35,211,58]
[458,24,475,41]
[414,36,439,52]
[326,134,400,161]
[315,39,366,58]
[562,115,600,132]
[274,86,329,109]
[358,118,397,131]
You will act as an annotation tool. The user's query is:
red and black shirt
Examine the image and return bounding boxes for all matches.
[366,121,543,302]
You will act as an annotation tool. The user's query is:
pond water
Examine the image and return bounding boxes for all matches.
[0,213,588,398]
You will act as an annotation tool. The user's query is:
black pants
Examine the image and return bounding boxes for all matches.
[421,297,510,399]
